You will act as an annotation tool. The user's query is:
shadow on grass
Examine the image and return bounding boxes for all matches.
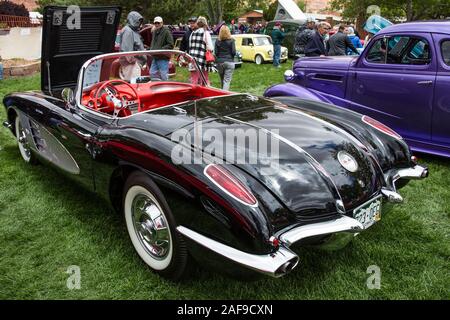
[2,142,449,299]
[0,144,365,296]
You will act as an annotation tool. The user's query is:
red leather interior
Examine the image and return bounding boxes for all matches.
[82,81,230,116]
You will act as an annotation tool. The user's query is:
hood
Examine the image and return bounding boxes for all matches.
[294,55,357,71]
[123,94,383,219]
[126,11,143,30]
[41,6,121,95]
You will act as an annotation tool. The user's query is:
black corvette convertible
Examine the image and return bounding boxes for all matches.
[2,7,428,280]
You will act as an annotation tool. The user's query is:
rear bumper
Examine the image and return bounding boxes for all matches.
[177,215,363,278]
[382,164,428,202]
[179,164,428,278]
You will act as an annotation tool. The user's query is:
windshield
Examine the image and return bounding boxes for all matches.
[77,50,219,118]
[81,50,203,90]
[254,37,272,46]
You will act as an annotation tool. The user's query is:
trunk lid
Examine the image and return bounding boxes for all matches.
[126,94,382,218]
[41,6,121,95]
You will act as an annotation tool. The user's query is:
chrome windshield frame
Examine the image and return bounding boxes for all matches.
[74,50,207,120]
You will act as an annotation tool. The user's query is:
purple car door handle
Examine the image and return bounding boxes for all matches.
[417,80,433,85]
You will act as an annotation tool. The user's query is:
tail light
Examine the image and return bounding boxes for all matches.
[362,115,402,140]
[204,164,258,207]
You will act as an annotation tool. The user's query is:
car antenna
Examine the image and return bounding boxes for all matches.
[46,61,53,96]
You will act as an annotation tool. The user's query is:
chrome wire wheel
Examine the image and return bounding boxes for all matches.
[125,185,173,270]
[15,116,32,162]
[132,193,171,259]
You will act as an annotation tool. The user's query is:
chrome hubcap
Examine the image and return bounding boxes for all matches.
[132,194,170,259]
[17,122,31,158]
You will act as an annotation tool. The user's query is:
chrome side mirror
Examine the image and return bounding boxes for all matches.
[61,87,75,105]
[284,70,296,82]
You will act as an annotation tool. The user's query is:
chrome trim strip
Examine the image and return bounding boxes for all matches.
[223,115,345,210]
[177,226,299,278]
[278,215,364,247]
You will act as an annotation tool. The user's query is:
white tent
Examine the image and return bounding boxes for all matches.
[274,0,307,21]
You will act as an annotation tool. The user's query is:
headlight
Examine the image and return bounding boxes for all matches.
[284,70,295,82]
[268,50,273,56]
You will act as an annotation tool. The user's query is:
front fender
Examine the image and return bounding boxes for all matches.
[264,83,331,103]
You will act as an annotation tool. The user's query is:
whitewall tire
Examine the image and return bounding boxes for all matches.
[123,171,189,279]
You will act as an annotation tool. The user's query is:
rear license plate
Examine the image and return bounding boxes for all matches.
[353,196,382,229]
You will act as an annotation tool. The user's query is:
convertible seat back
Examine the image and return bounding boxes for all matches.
[137,83,230,111]
[82,82,230,116]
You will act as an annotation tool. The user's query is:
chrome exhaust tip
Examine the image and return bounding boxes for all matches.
[274,257,300,277]
[381,188,404,203]
[396,165,429,180]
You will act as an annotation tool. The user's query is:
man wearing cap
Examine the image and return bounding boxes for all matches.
[150,16,174,80]
[180,16,197,52]
[294,18,316,57]
[271,22,285,68]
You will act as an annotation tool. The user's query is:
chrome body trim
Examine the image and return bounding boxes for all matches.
[278,215,364,247]
[177,226,299,278]
[178,215,366,277]
[3,121,12,129]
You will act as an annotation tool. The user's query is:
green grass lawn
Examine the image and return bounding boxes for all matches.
[0,63,449,300]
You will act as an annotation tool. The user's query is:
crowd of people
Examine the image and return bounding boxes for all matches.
[293,18,364,57]
[119,11,238,90]
[118,10,368,91]
[174,19,269,35]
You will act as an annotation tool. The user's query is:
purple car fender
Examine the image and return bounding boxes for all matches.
[264,83,330,102]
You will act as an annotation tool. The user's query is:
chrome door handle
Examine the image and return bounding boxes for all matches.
[417,80,433,85]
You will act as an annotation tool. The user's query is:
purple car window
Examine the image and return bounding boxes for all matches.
[367,36,430,65]
[366,37,388,63]
[442,41,450,65]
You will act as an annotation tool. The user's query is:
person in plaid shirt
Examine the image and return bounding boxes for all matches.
[188,16,213,85]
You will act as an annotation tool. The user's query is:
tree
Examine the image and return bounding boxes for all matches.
[330,0,450,23]
[0,0,29,16]
[263,1,277,21]
[37,0,202,24]
[203,0,223,25]
[297,0,306,12]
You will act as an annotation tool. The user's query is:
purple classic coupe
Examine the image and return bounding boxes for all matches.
[265,21,450,158]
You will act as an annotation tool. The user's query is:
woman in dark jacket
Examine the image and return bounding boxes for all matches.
[214,26,236,91]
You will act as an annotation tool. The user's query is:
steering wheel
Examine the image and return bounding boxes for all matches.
[93,79,142,114]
